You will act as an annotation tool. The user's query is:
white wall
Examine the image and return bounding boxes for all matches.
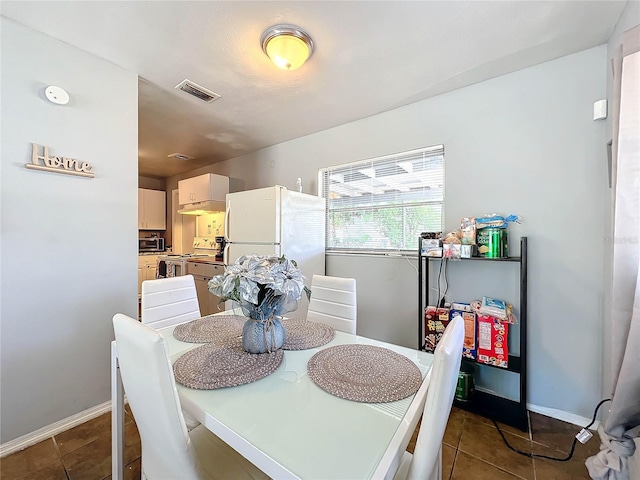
[0,18,138,443]
[182,46,609,420]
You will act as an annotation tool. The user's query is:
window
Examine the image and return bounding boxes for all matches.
[319,145,444,253]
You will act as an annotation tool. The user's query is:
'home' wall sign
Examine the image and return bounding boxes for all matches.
[26,143,95,178]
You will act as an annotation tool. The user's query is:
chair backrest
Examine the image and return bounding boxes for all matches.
[112,313,206,479]
[141,275,201,329]
[306,275,357,334]
[407,316,464,480]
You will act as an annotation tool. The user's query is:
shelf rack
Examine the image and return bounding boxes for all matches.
[418,236,528,431]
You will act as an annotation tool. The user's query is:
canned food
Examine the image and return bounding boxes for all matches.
[477,227,508,258]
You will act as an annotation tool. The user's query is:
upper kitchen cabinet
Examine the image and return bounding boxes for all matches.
[138,188,166,230]
[178,173,229,206]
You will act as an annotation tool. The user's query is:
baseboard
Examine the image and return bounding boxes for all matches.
[527,402,601,430]
[0,401,112,458]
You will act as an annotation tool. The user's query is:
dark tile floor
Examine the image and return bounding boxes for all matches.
[1,406,598,479]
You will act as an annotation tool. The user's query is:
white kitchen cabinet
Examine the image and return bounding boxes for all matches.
[138,188,166,230]
[178,173,229,205]
[138,255,159,296]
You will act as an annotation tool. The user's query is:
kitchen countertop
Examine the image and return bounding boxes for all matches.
[186,257,225,265]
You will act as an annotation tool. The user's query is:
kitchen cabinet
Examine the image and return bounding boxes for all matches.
[186,261,224,316]
[418,236,528,431]
[138,255,159,296]
[138,188,166,230]
[178,173,229,205]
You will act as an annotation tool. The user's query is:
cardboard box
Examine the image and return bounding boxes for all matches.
[451,309,477,360]
[423,306,450,352]
[421,238,442,257]
[476,314,509,368]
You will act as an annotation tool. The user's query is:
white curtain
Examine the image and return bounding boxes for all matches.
[586,25,640,480]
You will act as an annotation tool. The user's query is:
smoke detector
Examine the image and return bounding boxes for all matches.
[168,153,193,161]
[175,79,220,103]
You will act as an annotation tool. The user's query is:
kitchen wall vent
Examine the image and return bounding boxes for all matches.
[174,79,220,103]
[168,153,193,161]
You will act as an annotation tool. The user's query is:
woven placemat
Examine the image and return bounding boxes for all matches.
[282,318,335,350]
[173,314,245,343]
[173,339,284,390]
[307,344,422,403]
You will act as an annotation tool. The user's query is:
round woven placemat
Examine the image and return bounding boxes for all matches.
[173,314,245,343]
[173,339,284,390]
[307,344,422,403]
[282,318,335,350]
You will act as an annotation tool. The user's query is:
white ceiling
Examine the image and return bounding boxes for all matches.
[1,1,627,179]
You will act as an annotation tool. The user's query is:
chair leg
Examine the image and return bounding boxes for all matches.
[428,447,443,480]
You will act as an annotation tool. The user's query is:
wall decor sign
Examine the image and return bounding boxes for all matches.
[26,143,94,178]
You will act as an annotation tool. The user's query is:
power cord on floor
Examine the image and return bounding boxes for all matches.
[492,398,612,462]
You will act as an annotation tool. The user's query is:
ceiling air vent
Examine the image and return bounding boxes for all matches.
[174,79,220,103]
[168,153,193,161]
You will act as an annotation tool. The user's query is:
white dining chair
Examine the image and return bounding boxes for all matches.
[112,313,269,480]
[306,275,357,334]
[393,316,464,480]
[141,274,201,329]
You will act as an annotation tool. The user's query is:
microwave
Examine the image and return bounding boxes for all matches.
[139,237,165,252]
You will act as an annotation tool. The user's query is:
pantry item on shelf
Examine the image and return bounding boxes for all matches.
[460,217,477,245]
[471,297,516,324]
[477,315,509,368]
[451,305,477,360]
[442,231,462,244]
[475,213,519,229]
[477,226,508,258]
[420,237,442,257]
[423,306,450,352]
[443,243,462,259]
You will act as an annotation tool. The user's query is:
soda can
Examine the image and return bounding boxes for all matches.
[455,363,475,402]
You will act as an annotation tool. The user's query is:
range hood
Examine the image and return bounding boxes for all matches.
[177,200,226,215]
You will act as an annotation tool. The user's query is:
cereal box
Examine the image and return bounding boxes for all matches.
[451,309,477,360]
[476,314,509,368]
[423,306,450,352]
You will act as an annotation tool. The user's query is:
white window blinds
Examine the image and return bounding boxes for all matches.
[319,145,445,252]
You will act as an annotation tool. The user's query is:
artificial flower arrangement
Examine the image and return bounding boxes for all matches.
[208,254,310,353]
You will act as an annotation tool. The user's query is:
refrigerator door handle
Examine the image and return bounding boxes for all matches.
[223,243,230,265]
[224,203,230,241]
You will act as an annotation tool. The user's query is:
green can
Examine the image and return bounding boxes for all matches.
[455,363,475,403]
[477,227,507,258]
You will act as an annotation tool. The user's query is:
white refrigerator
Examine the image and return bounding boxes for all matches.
[223,185,326,317]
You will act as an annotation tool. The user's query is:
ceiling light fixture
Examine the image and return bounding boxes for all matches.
[260,24,314,71]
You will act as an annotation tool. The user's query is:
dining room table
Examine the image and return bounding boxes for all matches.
[111,312,435,480]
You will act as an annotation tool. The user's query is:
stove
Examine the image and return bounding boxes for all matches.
[157,237,223,277]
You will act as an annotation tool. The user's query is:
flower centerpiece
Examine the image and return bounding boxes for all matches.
[208,254,311,354]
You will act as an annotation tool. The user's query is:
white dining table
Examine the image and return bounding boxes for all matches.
[111,316,434,480]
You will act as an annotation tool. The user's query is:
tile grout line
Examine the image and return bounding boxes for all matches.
[50,435,71,480]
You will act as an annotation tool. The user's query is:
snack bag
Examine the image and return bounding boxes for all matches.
[460,217,477,245]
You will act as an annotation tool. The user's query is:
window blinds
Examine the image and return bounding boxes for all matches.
[319,145,445,252]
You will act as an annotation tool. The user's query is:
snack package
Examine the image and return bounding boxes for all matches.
[477,315,509,368]
[475,214,519,229]
[443,243,461,259]
[423,306,450,352]
[451,307,477,360]
[442,231,462,244]
[471,297,516,323]
[421,238,442,257]
[460,217,477,245]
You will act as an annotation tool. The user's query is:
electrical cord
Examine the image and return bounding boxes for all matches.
[436,257,444,307]
[491,398,612,461]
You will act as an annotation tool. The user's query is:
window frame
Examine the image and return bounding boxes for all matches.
[318,145,445,255]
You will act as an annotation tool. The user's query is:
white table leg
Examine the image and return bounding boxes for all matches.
[111,341,124,480]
